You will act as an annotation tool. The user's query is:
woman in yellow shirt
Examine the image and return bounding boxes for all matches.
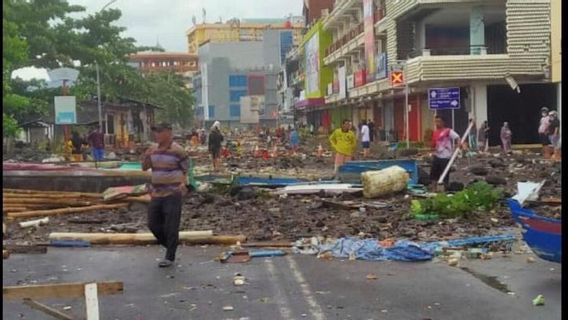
[329,120,357,174]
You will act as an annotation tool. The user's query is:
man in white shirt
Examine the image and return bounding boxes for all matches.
[360,120,371,158]
[430,116,461,188]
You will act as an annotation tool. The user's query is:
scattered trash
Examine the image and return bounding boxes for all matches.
[63,306,72,310]
[448,258,459,267]
[233,274,246,286]
[532,294,545,306]
[223,306,234,311]
[366,274,378,280]
[527,257,536,263]
[361,166,409,198]
[19,217,49,229]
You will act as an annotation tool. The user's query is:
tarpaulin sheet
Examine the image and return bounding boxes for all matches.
[318,238,433,262]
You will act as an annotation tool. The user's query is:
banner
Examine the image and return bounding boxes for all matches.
[338,66,347,99]
[376,52,388,79]
[305,33,320,96]
[363,0,376,83]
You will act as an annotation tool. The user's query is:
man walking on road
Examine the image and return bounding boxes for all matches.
[87,125,105,162]
[143,122,189,268]
[329,119,357,175]
[208,121,224,171]
[430,116,461,189]
[360,120,371,158]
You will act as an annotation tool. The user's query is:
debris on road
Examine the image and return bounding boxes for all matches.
[532,294,545,306]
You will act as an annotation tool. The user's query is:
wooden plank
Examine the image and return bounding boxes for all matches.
[6,203,129,219]
[22,298,74,320]
[47,231,246,245]
[84,283,99,320]
[241,241,293,248]
[3,281,123,300]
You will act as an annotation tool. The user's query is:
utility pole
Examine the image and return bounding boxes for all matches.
[96,61,102,130]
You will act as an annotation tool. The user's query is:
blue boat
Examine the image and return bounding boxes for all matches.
[233,176,307,188]
[337,159,419,185]
[507,199,562,263]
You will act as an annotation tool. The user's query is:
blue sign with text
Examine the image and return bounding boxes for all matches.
[428,87,460,110]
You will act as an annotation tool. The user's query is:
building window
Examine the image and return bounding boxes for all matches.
[208,105,215,118]
[230,90,247,102]
[229,75,248,87]
[229,104,241,117]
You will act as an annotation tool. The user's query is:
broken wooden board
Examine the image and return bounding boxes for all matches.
[241,241,293,248]
[23,298,74,320]
[3,281,123,300]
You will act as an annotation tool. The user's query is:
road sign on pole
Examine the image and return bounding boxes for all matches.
[428,87,460,110]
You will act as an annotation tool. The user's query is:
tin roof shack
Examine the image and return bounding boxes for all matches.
[55,97,161,151]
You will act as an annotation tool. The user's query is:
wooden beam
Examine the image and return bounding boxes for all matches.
[3,281,123,301]
[84,283,100,320]
[47,231,247,245]
[4,245,48,254]
[6,203,129,219]
[22,298,74,320]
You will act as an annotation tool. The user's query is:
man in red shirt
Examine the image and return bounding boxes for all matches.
[87,125,105,162]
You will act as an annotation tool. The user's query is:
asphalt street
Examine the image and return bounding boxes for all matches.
[2,246,561,320]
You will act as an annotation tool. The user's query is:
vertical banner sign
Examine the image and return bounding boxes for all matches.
[54,96,77,124]
[376,52,388,79]
[305,33,320,96]
[338,66,347,99]
[363,0,376,83]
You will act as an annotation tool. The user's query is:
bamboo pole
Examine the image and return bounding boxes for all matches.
[48,231,246,245]
[6,203,129,219]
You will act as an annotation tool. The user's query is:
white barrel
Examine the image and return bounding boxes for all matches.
[361,166,409,198]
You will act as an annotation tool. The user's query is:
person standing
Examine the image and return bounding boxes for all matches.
[500,122,512,154]
[70,131,84,162]
[360,120,371,158]
[208,121,224,171]
[87,125,105,162]
[468,119,477,152]
[478,121,489,153]
[538,107,551,157]
[368,119,375,143]
[142,122,189,268]
[430,116,461,188]
[289,126,300,155]
[548,110,560,150]
[329,119,357,174]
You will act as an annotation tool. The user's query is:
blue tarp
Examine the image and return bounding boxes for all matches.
[318,238,433,262]
[313,234,516,262]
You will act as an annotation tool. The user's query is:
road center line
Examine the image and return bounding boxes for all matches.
[285,255,326,320]
[265,259,294,320]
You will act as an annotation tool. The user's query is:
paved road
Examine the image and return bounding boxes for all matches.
[2,246,561,319]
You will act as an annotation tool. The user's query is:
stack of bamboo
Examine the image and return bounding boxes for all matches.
[3,189,149,219]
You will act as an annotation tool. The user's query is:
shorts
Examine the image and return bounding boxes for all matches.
[92,148,104,161]
[362,141,370,149]
[430,156,450,185]
[210,148,221,159]
[539,134,550,146]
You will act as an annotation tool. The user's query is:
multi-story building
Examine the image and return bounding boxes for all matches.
[194,29,296,129]
[128,51,199,88]
[186,18,305,56]
[303,0,335,25]
[288,0,558,145]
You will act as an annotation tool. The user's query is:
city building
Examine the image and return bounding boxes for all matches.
[186,18,305,56]
[194,29,296,129]
[285,0,557,145]
[128,51,199,88]
[303,0,335,26]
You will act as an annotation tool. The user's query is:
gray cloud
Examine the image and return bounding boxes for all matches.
[69,0,303,52]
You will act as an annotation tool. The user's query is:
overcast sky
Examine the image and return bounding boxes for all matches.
[69,0,304,52]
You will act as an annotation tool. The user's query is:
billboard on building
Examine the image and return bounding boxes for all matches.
[305,32,320,96]
[363,0,376,83]
[338,66,347,99]
[376,52,387,79]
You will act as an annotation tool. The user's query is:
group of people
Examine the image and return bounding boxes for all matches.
[539,107,561,159]
[68,125,105,162]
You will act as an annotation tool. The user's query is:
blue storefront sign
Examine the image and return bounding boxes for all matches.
[428,87,460,110]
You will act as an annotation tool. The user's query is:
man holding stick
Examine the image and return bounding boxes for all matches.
[430,116,461,189]
[142,122,189,268]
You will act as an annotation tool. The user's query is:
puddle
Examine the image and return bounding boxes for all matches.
[460,267,513,294]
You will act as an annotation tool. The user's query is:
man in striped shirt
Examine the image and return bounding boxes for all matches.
[143,122,189,268]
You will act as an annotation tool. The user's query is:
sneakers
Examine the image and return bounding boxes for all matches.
[158,259,173,268]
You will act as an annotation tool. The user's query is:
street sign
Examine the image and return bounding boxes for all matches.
[428,87,460,110]
[390,70,404,86]
[54,96,77,124]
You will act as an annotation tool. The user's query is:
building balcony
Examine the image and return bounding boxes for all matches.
[323,0,361,30]
[324,32,364,66]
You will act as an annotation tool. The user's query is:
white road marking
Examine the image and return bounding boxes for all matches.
[285,255,326,320]
[265,259,294,320]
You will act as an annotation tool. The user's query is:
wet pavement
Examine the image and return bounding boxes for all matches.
[2,246,561,319]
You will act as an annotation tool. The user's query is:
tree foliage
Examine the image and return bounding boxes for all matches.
[3,0,194,137]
